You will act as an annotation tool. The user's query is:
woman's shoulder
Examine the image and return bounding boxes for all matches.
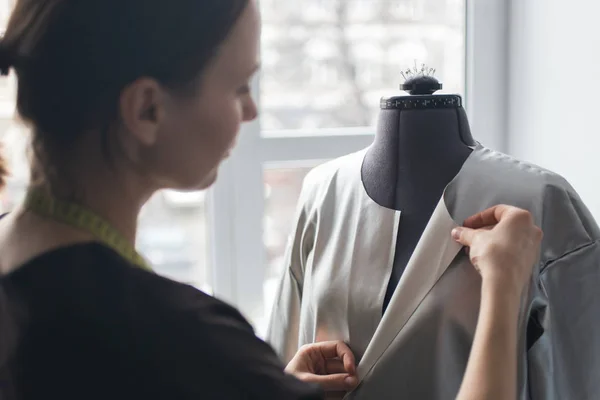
[2,242,247,332]
[7,242,251,325]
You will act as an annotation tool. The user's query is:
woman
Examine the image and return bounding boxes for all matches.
[0,0,542,399]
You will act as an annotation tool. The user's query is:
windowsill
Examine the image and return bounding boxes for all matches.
[261,126,375,139]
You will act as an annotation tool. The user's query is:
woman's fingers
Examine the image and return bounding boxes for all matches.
[452,205,542,291]
[451,226,476,247]
[286,340,359,393]
[325,359,347,374]
[313,341,356,375]
[297,372,358,392]
[463,204,512,229]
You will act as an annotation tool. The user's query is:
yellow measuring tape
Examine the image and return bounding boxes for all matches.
[24,188,153,272]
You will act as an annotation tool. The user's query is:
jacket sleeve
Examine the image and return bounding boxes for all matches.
[265,176,317,364]
[527,240,600,400]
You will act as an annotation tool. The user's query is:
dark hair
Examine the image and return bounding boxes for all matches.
[0,0,249,187]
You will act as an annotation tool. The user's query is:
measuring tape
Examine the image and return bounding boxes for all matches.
[24,188,153,272]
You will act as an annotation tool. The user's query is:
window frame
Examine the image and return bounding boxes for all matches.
[206,0,509,325]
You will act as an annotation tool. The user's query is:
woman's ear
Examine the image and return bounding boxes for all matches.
[119,78,166,147]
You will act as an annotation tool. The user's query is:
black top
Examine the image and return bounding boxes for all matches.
[0,243,323,399]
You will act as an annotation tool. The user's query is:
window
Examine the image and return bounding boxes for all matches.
[247,0,468,334]
[259,163,322,336]
[208,0,511,337]
[260,0,466,132]
[138,191,211,294]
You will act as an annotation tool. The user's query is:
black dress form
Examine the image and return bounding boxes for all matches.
[361,75,476,312]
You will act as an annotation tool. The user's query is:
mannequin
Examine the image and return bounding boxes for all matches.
[266,65,600,399]
[361,71,476,311]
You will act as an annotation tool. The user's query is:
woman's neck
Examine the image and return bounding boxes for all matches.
[26,130,158,245]
[31,167,155,246]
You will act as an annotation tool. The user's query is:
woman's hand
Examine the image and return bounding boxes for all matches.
[451,204,543,294]
[285,340,358,394]
[452,205,542,400]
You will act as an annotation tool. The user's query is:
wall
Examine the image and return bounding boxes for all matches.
[508,0,600,219]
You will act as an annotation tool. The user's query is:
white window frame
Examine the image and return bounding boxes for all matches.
[206,0,509,325]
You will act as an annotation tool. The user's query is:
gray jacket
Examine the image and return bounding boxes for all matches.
[266,143,600,399]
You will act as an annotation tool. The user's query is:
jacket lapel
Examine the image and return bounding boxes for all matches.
[355,195,462,383]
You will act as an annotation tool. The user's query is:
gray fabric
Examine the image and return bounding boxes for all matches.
[266,152,400,365]
[266,143,600,399]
